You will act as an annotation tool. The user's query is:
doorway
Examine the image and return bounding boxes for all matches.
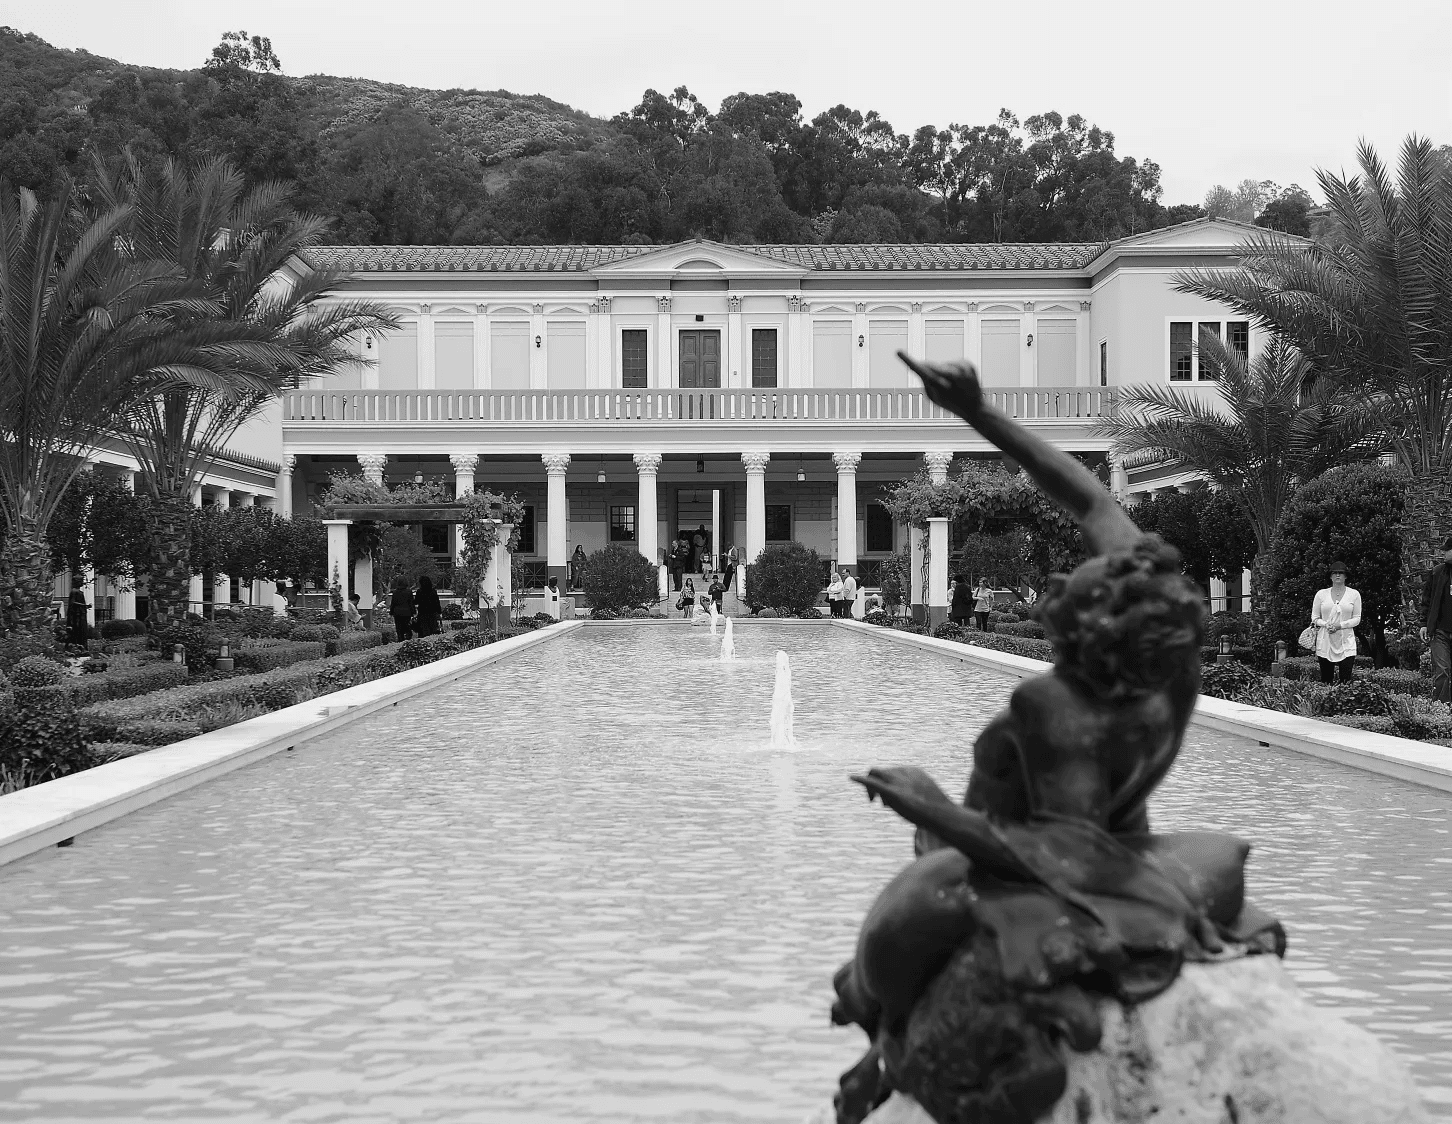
[678,330,721,388]
[673,486,733,572]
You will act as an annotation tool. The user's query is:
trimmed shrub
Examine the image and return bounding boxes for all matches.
[234,641,328,672]
[863,610,895,627]
[960,632,1054,661]
[591,608,620,620]
[291,624,340,643]
[995,620,1046,639]
[1324,714,1399,735]
[757,608,779,618]
[582,543,659,613]
[440,602,465,621]
[267,616,297,638]
[396,638,435,668]
[1319,680,1393,717]
[110,718,206,746]
[329,630,383,656]
[1385,695,1452,741]
[1200,662,1267,702]
[1367,668,1434,698]
[745,542,824,615]
[153,623,219,671]
[100,619,137,640]
[3,685,94,781]
[256,682,300,711]
[10,655,65,689]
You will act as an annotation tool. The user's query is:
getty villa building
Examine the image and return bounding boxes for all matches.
[73,218,1264,622]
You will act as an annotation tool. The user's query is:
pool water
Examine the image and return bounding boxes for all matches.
[0,623,1447,1122]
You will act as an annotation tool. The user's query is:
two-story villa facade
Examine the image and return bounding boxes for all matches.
[268,219,1257,612]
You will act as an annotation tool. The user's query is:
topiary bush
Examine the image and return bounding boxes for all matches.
[590,607,620,620]
[581,543,659,613]
[100,619,136,640]
[396,638,435,668]
[255,682,300,712]
[2,684,94,783]
[1318,680,1393,717]
[1367,668,1434,698]
[757,608,779,618]
[744,542,824,615]
[440,602,465,621]
[233,641,327,672]
[995,620,1045,639]
[863,610,894,627]
[10,655,65,689]
[291,624,340,643]
[1199,662,1267,702]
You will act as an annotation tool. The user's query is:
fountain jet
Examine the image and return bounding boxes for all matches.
[769,650,797,748]
[720,616,736,661]
[709,602,720,635]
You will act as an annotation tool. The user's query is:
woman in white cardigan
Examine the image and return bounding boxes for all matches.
[1311,560,1362,683]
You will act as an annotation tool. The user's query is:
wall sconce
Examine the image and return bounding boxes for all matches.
[535,335,542,348]
[414,471,424,484]
[696,458,705,474]
[797,458,806,483]
[857,334,865,348]
[364,337,373,350]
[597,456,607,484]
[1026,333,1034,347]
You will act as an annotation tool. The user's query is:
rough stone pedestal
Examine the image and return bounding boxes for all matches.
[833,956,1428,1124]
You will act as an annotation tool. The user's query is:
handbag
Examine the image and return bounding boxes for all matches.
[1297,625,1318,652]
[675,595,687,610]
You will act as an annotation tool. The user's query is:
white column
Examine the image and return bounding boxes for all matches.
[474,303,491,389]
[530,303,547,389]
[233,493,256,605]
[928,517,950,630]
[727,295,743,388]
[742,450,769,562]
[596,296,613,389]
[634,452,662,564]
[787,294,804,388]
[188,483,204,613]
[656,295,672,388]
[417,304,435,389]
[324,519,351,610]
[81,459,101,627]
[211,488,232,613]
[450,452,477,498]
[832,451,861,574]
[353,554,374,613]
[543,452,570,585]
[357,451,387,487]
[482,522,515,620]
[966,302,981,369]
[1108,454,1129,501]
[114,469,138,621]
[1077,300,1094,387]
[276,454,295,518]
[908,301,925,357]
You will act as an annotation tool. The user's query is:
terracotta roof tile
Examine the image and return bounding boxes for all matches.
[301,241,1107,274]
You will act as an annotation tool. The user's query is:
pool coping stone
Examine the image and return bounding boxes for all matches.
[840,620,1452,794]
[0,622,581,870]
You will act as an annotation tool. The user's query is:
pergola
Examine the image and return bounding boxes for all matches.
[323,504,514,615]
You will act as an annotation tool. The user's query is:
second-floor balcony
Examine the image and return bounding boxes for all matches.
[281,387,1117,458]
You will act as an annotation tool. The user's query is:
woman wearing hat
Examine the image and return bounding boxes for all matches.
[1311,560,1361,683]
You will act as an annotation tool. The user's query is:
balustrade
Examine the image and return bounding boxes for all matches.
[282,387,1117,425]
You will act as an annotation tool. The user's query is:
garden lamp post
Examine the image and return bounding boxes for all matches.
[1216,634,1233,664]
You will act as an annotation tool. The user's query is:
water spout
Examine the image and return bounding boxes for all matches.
[720,615,735,661]
[709,602,719,635]
[769,650,797,748]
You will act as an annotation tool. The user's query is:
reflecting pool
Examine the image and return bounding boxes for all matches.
[0,623,1447,1121]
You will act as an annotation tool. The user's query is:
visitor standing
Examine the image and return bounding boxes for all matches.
[1420,534,1452,703]
[669,534,688,591]
[1311,561,1361,683]
[415,574,442,637]
[709,575,725,613]
[693,525,709,573]
[390,578,415,641]
[570,545,587,590]
[545,575,561,621]
[344,592,364,631]
[841,570,858,619]
[677,577,696,619]
[973,576,994,632]
[722,544,741,594]
[67,581,89,645]
[827,569,844,618]
[950,574,974,626]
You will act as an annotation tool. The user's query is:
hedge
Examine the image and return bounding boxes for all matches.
[56,662,189,707]
[328,630,383,657]
[995,620,1046,639]
[234,641,328,673]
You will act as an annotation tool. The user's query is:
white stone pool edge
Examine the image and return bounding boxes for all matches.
[839,620,1452,795]
[0,623,582,869]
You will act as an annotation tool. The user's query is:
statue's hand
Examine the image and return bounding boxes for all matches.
[897,352,985,420]
[852,766,952,822]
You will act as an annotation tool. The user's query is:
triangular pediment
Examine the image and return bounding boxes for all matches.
[592,240,803,276]
[1109,217,1288,251]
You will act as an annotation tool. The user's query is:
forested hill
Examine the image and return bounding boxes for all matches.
[1,25,1238,247]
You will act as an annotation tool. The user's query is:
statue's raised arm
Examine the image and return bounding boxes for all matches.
[898,353,1140,558]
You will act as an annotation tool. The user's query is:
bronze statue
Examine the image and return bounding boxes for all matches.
[830,356,1285,1124]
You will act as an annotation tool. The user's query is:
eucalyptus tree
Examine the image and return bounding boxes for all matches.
[1175,136,1452,614]
[90,153,394,625]
[1094,333,1375,605]
[0,177,263,636]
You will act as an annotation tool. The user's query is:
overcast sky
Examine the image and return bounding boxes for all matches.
[9,0,1450,206]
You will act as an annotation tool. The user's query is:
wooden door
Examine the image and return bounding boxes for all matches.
[679,330,721,388]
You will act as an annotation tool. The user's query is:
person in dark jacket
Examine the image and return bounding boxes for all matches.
[1421,533,1452,703]
[415,574,442,637]
[949,573,974,626]
[390,578,415,641]
[67,582,90,645]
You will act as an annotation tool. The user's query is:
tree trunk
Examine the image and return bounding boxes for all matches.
[143,492,194,628]
[0,517,56,639]
[1398,471,1452,627]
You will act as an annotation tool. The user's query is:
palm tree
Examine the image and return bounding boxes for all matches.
[1094,333,1376,604]
[90,154,395,625]
[1175,136,1452,617]
[0,177,267,637]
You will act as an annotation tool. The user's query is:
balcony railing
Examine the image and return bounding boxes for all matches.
[282,387,1116,425]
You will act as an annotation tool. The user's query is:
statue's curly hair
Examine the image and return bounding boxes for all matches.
[1035,534,1205,696]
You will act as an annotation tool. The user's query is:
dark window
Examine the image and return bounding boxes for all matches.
[1099,340,1108,387]
[1228,320,1250,364]
[610,505,636,542]
[421,522,449,555]
[621,329,648,388]
[765,504,792,542]
[515,505,536,554]
[1169,322,1193,381]
[1197,322,1222,381]
[865,503,894,553]
[752,328,778,388]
